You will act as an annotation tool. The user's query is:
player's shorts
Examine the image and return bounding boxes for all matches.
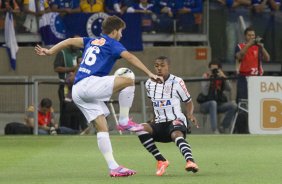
[72,75,115,123]
[150,119,187,143]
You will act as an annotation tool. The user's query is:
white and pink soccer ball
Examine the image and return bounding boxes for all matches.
[114,68,135,80]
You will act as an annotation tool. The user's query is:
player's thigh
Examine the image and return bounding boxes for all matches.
[74,76,115,102]
[151,122,172,143]
[72,89,110,123]
[113,76,134,93]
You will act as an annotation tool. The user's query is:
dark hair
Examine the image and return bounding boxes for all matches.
[208,59,222,69]
[40,98,52,108]
[102,16,126,34]
[244,26,255,35]
[155,56,170,64]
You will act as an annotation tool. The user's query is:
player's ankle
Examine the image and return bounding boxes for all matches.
[118,117,129,126]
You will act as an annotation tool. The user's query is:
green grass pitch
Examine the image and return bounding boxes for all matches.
[0,135,282,184]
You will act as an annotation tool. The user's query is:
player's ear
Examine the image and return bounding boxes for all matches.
[112,29,118,35]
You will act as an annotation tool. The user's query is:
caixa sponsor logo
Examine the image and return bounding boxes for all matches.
[153,100,172,107]
[261,99,282,129]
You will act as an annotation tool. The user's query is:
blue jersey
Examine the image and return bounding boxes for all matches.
[74,35,127,84]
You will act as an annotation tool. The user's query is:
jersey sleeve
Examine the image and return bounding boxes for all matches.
[112,41,127,58]
[83,37,92,48]
[176,79,191,102]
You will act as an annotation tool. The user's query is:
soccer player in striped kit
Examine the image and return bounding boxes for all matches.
[35,15,163,177]
[136,56,199,176]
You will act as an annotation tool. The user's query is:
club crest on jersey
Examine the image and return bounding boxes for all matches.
[86,13,109,38]
[164,85,172,94]
[153,100,172,107]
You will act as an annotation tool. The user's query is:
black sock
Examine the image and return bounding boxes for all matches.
[175,137,194,162]
[138,133,166,161]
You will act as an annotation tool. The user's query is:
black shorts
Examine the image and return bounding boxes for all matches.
[150,120,187,143]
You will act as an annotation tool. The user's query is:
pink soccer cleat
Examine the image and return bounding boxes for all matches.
[109,166,137,177]
[117,119,144,132]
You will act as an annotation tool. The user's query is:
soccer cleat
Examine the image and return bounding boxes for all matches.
[117,119,144,132]
[185,160,199,173]
[156,160,169,176]
[109,166,137,177]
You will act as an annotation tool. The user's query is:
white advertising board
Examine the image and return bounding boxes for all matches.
[248,76,282,134]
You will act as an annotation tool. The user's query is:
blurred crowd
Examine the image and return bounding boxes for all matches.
[0,0,204,34]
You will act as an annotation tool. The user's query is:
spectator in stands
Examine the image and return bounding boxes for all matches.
[25,98,80,135]
[127,0,155,32]
[61,56,88,131]
[152,0,175,32]
[250,0,280,61]
[216,0,251,63]
[23,0,50,33]
[53,37,82,128]
[197,60,237,134]
[235,26,270,101]
[0,0,20,12]
[156,0,174,17]
[175,0,203,33]
[104,0,132,14]
[80,0,104,13]
[50,0,81,14]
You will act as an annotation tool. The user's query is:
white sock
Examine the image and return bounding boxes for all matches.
[118,86,135,126]
[97,132,119,170]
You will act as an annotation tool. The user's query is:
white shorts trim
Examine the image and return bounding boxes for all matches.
[72,75,115,122]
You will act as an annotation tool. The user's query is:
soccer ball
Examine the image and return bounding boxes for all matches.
[114,68,135,80]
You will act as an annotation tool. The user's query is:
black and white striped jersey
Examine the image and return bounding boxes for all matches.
[145,74,192,126]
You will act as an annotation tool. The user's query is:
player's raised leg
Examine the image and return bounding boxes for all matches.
[113,76,144,132]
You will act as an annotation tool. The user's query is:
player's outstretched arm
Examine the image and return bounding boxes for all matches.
[186,100,199,128]
[35,38,84,56]
[121,51,163,83]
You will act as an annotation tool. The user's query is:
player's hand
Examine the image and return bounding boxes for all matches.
[35,45,51,56]
[149,73,163,84]
[187,114,199,128]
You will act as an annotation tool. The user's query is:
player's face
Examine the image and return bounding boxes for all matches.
[245,31,255,42]
[154,59,169,77]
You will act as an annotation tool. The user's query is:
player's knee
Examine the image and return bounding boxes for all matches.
[117,76,134,86]
[114,77,135,92]
[141,123,153,134]
[171,130,184,141]
[123,77,134,86]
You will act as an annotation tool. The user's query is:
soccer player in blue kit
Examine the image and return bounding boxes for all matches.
[35,15,163,177]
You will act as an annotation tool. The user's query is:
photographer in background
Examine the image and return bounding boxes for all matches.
[197,60,237,134]
[235,26,270,101]
[25,98,80,135]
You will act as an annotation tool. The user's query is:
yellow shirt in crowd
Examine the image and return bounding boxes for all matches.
[80,0,104,13]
